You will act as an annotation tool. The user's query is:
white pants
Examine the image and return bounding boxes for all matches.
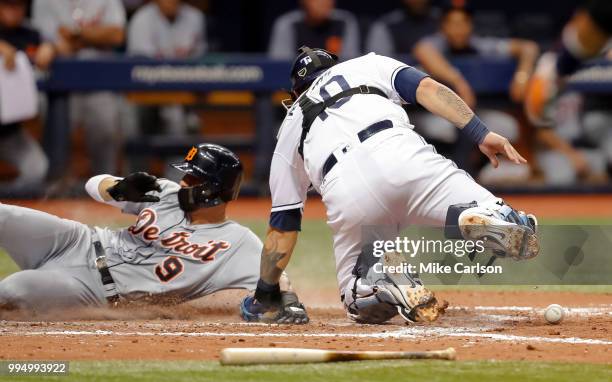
[320,126,497,293]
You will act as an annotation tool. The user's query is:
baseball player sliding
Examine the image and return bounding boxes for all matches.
[241,47,539,325]
[0,144,303,318]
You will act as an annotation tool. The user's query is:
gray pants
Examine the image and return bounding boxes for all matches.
[0,203,106,312]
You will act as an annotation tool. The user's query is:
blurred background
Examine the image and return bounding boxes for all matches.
[1,0,611,199]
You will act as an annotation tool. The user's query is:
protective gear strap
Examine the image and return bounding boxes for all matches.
[298,46,322,67]
[298,85,388,157]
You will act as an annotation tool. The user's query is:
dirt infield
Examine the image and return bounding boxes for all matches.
[1,290,611,363]
[1,195,611,364]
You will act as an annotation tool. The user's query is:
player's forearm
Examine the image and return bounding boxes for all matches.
[85,174,120,203]
[416,77,474,128]
[259,228,298,285]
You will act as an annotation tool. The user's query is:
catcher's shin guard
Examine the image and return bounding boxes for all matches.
[343,250,445,324]
[448,199,539,260]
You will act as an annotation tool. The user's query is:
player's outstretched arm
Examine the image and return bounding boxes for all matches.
[240,228,309,324]
[415,77,527,167]
[260,228,298,285]
[85,172,162,204]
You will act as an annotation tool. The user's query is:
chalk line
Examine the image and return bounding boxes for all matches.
[2,326,611,346]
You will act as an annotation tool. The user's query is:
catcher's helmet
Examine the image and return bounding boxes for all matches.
[171,143,243,211]
[290,46,338,98]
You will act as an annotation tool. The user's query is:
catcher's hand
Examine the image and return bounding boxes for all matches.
[478,132,527,168]
[107,172,162,203]
[240,291,309,324]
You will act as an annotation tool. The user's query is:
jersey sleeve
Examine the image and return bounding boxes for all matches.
[269,112,311,231]
[370,53,429,105]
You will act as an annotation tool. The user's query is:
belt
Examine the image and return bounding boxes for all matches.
[321,119,393,180]
[92,233,120,305]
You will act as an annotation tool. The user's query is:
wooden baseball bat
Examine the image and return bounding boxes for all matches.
[220,347,456,365]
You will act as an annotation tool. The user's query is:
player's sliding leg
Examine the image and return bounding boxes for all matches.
[0,203,91,270]
[0,268,105,313]
[525,4,611,126]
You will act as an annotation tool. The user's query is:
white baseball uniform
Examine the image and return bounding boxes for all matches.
[269,53,497,295]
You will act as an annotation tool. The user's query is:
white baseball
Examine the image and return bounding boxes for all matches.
[544,304,564,324]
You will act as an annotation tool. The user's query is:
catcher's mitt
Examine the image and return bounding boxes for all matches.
[240,291,309,324]
[344,251,447,324]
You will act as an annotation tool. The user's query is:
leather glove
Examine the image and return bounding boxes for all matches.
[240,291,309,324]
[107,172,162,203]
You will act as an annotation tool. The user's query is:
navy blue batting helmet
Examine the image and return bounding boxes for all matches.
[290,46,338,98]
[171,143,243,211]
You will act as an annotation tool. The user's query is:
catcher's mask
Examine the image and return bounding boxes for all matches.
[288,46,338,102]
[171,143,243,212]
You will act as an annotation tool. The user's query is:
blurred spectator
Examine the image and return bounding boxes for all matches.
[268,0,359,60]
[412,4,538,179]
[534,92,604,185]
[0,0,54,194]
[365,0,440,56]
[127,0,205,137]
[32,0,126,175]
[128,0,205,59]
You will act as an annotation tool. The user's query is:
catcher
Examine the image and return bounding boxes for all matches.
[240,47,539,325]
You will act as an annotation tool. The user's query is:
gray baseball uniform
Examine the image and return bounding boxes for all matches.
[0,178,261,312]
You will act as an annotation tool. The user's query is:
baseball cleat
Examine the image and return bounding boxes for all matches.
[524,52,559,127]
[458,200,539,260]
